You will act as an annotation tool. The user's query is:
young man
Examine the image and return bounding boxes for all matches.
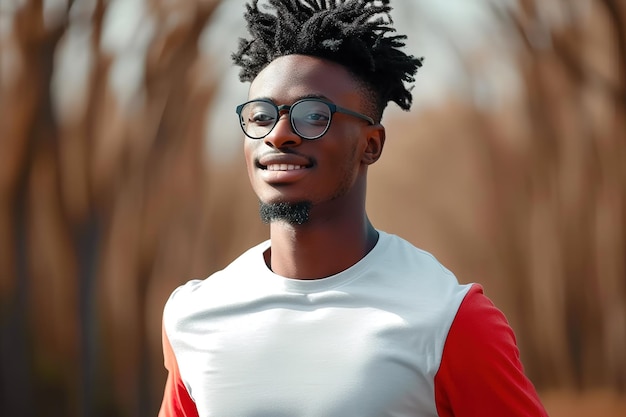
[159,1,549,416]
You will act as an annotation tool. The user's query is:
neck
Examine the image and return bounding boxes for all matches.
[265,205,379,280]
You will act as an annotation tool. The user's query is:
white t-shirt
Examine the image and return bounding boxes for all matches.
[159,231,547,417]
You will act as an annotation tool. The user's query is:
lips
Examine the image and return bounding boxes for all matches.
[257,153,313,171]
[255,154,313,185]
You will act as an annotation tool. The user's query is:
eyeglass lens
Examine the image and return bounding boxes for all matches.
[239,99,332,139]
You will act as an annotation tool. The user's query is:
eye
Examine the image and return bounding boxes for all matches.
[250,111,275,124]
[294,102,331,125]
[245,103,276,125]
[303,112,329,122]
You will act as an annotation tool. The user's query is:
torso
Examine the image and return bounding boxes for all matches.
[164,231,471,417]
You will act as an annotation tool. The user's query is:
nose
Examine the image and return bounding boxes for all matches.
[263,114,302,149]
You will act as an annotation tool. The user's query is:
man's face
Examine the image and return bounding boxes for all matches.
[243,54,375,219]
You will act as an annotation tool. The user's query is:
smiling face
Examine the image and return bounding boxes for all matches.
[243,54,383,221]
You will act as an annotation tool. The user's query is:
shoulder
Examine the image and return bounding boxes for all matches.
[368,231,473,343]
[373,231,466,307]
[376,231,457,279]
[163,239,270,330]
[434,284,548,416]
[168,239,270,296]
[441,285,520,363]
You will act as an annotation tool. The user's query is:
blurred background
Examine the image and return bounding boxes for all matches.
[0,0,624,416]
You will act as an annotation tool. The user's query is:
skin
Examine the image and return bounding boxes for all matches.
[244,54,386,279]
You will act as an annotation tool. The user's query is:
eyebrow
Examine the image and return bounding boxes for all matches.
[251,94,334,105]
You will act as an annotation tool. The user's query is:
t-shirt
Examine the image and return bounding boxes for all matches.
[159,231,548,417]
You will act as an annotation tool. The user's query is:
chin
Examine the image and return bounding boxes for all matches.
[258,200,312,225]
[256,188,306,206]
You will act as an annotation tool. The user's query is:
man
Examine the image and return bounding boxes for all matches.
[159,1,549,416]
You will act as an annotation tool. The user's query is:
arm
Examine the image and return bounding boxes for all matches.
[158,323,199,417]
[434,284,548,417]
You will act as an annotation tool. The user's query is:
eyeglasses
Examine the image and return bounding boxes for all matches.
[235,98,375,140]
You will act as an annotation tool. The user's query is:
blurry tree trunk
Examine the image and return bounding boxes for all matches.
[485,0,626,392]
[0,1,222,416]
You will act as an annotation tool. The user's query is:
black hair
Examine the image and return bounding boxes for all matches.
[232,0,424,121]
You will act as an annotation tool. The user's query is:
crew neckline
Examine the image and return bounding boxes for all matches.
[254,230,389,294]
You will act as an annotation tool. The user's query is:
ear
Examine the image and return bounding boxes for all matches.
[361,124,386,165]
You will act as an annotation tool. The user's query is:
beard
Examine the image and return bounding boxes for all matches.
[259,201,312,225]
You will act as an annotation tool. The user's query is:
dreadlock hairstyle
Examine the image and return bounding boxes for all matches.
[232,0,424,121]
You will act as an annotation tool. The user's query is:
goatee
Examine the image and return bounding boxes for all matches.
[259,201,311,225]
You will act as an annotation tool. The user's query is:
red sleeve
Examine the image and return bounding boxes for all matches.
[434,284,548,417]
[158,322,200,417]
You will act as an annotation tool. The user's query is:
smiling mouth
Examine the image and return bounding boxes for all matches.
[266,164,307,171]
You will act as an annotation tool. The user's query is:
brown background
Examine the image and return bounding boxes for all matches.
[0,0,624,416]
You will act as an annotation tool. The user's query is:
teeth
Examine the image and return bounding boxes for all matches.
[267,164,305,171]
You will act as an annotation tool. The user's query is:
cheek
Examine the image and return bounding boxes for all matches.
[243,141,259,185]
[243,140,255,170]
[340,144,361,180]
[324,131,364,181]
[332,126,366,168]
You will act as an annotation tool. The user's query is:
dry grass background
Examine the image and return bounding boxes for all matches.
[0,0,624,416]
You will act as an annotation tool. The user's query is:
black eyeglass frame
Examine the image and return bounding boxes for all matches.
[235,98,375,140]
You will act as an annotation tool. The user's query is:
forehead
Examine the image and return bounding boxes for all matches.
[248,55,363,105]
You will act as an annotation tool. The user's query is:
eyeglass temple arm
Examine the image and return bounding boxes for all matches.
[335,106,375,125]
